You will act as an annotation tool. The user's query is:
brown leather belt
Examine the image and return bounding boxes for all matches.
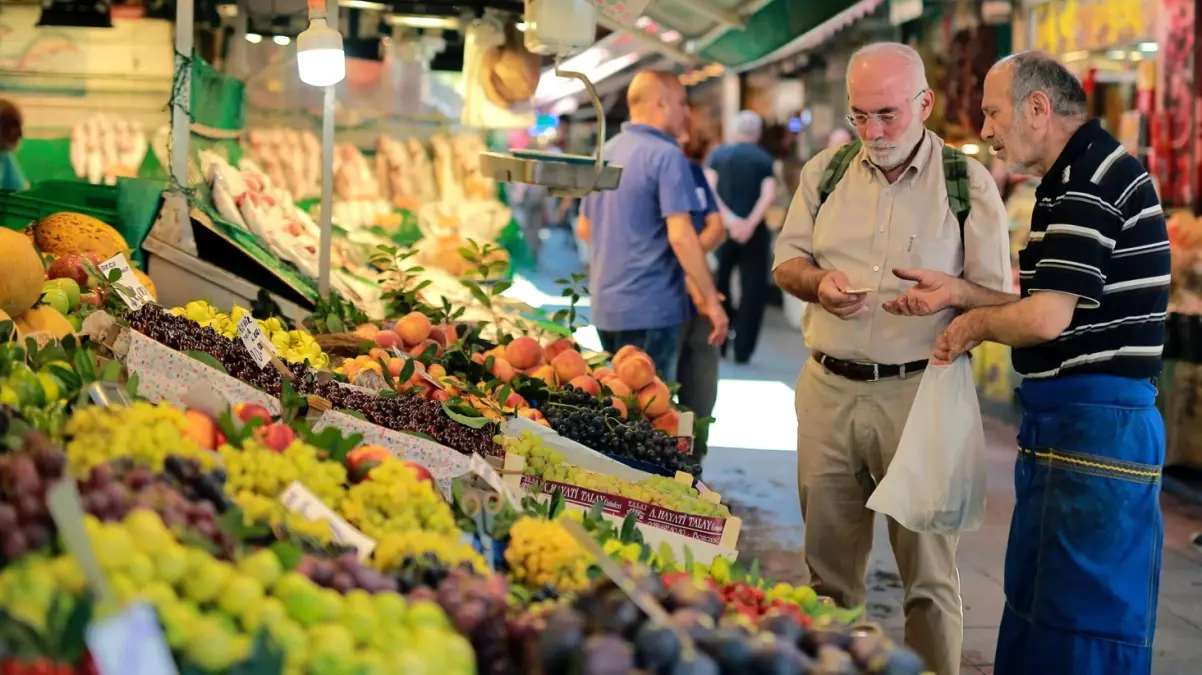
[812,352,929,382]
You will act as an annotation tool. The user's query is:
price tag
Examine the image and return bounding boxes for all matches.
[86,603,179,675]
[469,453,522,510]
[236,314,275,369]
[46,480,114,606]
[87,381,131,408]
[279,481,376,560]
[391,348,444,389]
[97,254,153,310]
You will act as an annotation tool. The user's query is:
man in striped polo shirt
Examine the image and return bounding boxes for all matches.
[883,51,1169,675]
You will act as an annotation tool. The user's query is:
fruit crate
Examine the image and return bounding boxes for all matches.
[0,187,118,231]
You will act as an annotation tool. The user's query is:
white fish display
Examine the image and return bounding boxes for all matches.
[69,114,149,185]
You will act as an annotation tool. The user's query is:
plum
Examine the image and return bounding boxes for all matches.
[581,634,634,675]
[749,637,815,675]
[696,628,754,673]
[537,607,586,675]
[634,621,682,674]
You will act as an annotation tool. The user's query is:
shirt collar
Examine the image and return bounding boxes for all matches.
[1043,118,1104,185]
[625,123,678,144]
[858,128,935,181]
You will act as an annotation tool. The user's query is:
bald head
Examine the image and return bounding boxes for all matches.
[847,42,928,93]
[628,70,689,138]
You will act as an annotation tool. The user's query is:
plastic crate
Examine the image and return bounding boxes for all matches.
[0,185,119,231]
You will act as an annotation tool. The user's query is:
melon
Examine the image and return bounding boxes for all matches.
[0,228,47,318]
[13,306,75,340]
[133,268,157,300]
[33,212,128,259]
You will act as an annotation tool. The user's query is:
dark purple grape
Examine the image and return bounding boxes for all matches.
[81,491,110,517]
[86,463,115,490]
[0,503,18,530]
[1,530,28,560]
[33,450,66,480]
[22,522,51,551]
[125,466,154,490]
[330,572,355,594]
[15,493,46,522]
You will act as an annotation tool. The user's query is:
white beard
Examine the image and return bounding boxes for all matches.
[864,123,925,171]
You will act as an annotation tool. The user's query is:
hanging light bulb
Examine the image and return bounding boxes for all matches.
[297,0,345,87]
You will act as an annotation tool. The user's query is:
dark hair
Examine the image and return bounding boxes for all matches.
[1001,51,1088,118]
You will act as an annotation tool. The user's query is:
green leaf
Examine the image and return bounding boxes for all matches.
[587,500,605,525]
[124,372,140,399]
[619,512,638,543]
[398,358,415,384]
[326,315,346,334]
[561,288,574,297]
[377,358,396,389]
[0,320,13,342]
[440,401,493,429]
[183,350,228,374]
[53,592,94,664]
[549,488,566,519]
[269,541,304,571]
[73,348,95,383]
[461,281,493,308]
[683,546,695,573]
[98,358,123,383]
[107,268,122,283]
[490,280,513,296]
[748,559,761,585]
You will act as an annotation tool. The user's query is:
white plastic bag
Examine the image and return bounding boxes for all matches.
[866,357,987,535]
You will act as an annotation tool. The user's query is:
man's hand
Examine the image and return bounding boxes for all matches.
[686,278,725,308]
[700,297,730,345]
[729,217,757,244]
[816,271,869,320]
[932,311,983,364]
[882,268,963,316]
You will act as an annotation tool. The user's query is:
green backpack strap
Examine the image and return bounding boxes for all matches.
[816,141,862,210]
[941,144,972,238]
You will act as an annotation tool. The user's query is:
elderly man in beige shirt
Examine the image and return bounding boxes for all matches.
[773,43,1012,674]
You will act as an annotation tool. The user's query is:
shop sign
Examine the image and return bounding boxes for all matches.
[1031,0,1156,54]
[890,0,924,25]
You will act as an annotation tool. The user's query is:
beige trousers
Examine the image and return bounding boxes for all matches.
[794,360,963,675]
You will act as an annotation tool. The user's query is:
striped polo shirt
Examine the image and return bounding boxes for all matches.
[1013,119,1170,380]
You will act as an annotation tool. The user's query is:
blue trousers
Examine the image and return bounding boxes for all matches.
[598,325,683,384]
[996,375,1164,675]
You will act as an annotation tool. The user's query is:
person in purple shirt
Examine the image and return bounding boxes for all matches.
[578,71,728,381]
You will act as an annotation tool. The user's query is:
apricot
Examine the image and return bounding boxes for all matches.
[368,347,390,362]
[396,311,432,346]
[552,349,589,384]
[610,397,628,419]
[490,357,516,383]
[386,358,405,377]
[651,408,682,435]
[428,325,451,347]
[612,345,645,368]
[528,365,558,388]
[503,391,527,409]
[519,407,545,421]
[409,339,442,358]
[602,377,632,398]
[569,375,601,397]
[428,363,447,379]
[183,410,219,450]
[505,336,544,370]
[617,355,655,391]
[592,366,615,381]
[471,352,487,366]
[353,323,379,340]
[374,330,402,349]
[637,379,671,418]
[543,338,576,363]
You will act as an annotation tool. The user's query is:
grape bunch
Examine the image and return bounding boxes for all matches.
[504,516,592,593]
[340,461,457,540]
[295,552,399,594]
[0,435,65,562]
[374,532,489,590]
[434,568,520,675]
[63,401,220,476]
[544,388,697,475]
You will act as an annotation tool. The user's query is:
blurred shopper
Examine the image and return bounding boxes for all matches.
[550,116,578,235]
[0,99,28,191]
[885,51,1170,675]
[676,132,726,459]
[773,43,1011,674]
[578,71,728,381]
[706,111,777,363]
[507,178,549,268]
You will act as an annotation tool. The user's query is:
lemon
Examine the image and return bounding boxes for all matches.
[36,373,59,404]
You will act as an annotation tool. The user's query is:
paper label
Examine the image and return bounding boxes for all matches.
[279,481,376,560]
[97,254,153,310]
[470,453,522,509]
[46,480,114,606]
[236,315,275,369]
[86,603,180,675]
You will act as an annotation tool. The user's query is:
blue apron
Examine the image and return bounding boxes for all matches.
[996,375,1164,675]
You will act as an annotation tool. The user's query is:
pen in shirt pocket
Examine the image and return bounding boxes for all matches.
[907,235,915,252]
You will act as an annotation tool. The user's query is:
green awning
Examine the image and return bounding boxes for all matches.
[699,0,885,68]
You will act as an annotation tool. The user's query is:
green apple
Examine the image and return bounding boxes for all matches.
[39,287,70,316]
[44,278,81,310]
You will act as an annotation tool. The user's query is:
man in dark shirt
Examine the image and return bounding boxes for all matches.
[883,52,1169,675]
[706,111,777,363]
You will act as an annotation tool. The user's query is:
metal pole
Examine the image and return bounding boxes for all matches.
[171,0,196,253]
[317,3,339,298]
[233,0,249,80]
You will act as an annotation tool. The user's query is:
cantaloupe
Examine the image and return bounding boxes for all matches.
[33,212,128,259]
[0,228,46,318]
[133,268,157,300]
[13,307,75,340]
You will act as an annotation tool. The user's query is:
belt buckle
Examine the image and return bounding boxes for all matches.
[870,363,880,382]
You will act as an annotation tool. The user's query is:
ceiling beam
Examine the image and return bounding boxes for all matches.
[695,0,775,51]
[683,0,745,29]
[596,14,697,65]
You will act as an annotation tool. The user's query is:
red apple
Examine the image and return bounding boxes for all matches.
[233,403,272,425]
[47,254,90,287]
[79,291,103,307]
[403,461,435,485]
[254,422,295,452]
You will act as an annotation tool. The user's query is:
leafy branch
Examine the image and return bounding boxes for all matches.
[551,272,589,332]
[370,244,436,321]
[458,240,511,341]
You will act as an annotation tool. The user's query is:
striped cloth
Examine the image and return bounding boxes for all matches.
[1013,119,1171,380]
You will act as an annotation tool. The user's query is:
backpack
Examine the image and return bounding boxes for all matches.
[816,140,973,238]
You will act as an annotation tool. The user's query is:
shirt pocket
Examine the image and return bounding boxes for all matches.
[888,235,960,273]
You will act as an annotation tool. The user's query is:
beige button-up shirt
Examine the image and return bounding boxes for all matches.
[773,130,1012,365]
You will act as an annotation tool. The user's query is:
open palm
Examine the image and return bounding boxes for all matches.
[882,268,957,316]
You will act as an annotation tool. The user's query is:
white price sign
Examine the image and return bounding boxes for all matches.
[470,453,522,510]
[86,603,179,675]
[97,254,153,310]
[236,314,275,369]
[279,481,377,560]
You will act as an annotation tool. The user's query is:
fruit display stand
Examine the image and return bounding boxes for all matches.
[502,416,653,482]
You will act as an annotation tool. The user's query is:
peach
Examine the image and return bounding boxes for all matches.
[396,311,432,346]
[233,403,272,425]
[374,330,402,349]
[409,339,442,358]
[487,345,507,361]
[183,410,219,450]
[543,338,576,363]
[386,358,405,377]
[552,349,589,384]
[428,325,449,347]
[368,347,390,362]
[592,366,615,381]
[569,375,601,397]
[441,323,459,345]
[503,391,527,409]
[637,379,671,418]
[353,323,379,340]
[612,345,645,368]
[617,355,656,391]
[610,397,628,419]
[602,378,632,398]
[471,352,487,366]
[491,357,516,383]
[428,363,447,379]
[430,389,450,402]
[505,336,544,370]
[652,408,682,435]
[254,422,295,453]
[528,365,558,388]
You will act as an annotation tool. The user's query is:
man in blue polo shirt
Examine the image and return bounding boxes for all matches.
[884,52,1170,675]
[578,71,728,381]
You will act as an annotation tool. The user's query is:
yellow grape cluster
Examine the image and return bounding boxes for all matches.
[340,462,457,541]
[220,440,347,509]
[602,538,654,567]
[373,531,489,575]
[64,402,219,475]
[233,492,336,545]
[504,516,592,593]
[170,302,329,368]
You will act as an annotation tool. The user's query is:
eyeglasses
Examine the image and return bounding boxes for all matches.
[846,89,929,127]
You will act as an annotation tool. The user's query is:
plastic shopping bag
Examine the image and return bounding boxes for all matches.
[866,356,987,535]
